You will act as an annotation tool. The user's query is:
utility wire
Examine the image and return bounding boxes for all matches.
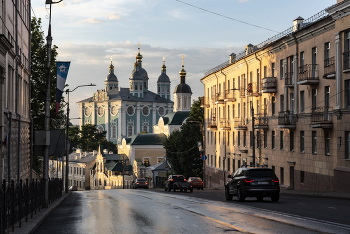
[174,0,279,33]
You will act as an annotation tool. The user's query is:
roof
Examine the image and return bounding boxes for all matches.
[77,88,173,104]
[130,70,143,80]
[157,73,170,83]
[131,66,148,80]
[128,133,167,145]
[162,111,190,126]
[104,154,128,161]
[69,152,96,163]
[174,83,192,94]
[150,157,171,171]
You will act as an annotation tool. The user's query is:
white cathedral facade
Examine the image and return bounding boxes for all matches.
[77,46,192,144]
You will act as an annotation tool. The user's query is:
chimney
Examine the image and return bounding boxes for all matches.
[245,44,254,55]
[229,53,236,64]
[293,16,304,32]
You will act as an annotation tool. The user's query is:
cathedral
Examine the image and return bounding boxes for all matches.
[77,45,192,144]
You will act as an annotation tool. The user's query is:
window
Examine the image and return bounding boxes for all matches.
[300,90,305,113]
[280,131,284,150]
[325,131,330,156]
[112,126,117,138]
[290,131,294,151]
[300,51,304,71]
[158,86,160,93]
[345,80,350,107]
[238,131,240,147]
[250,71,253,83]
[280,59,284,79]
[211,132,213,145]
[324,42,330,62]
[232,158,235,172]
[238,103,241,118]
[256,131,260,149]
[301,171,305,184]
[264,130,267,148]
[280,167,284,185]
[97,125,104,133]
[227,105,230,120]
[158,107,165,116]
[312,89,317,110]
[74,167,76,174]
[238,159,241,168]
[280,95,284,112]
[243,131,246,147]
[227,133,230,146]
[272,166,275,172]
[98,107,104,116]
[135,84,138,90]
[228,158,230,171]
[219,156,221,168]
[127,105,135,116]
[142,125,148,132]
[264,66,267,78]
[142,106,150,116]
[233,104,235,118]
[250,131,253,148]
[272,63,275,77]
[272,97,275,115]
[211,155,213,166]
[143,158,150,166]
[312,47,317,77]
[300,131,305,153]
[272,131,275,150]
[346,132,350,159]
[215,132,217,144]
[257,69,260,92]
[312,131,317,154]
[127,125,133,137]
[232,132,235,146]
[219,132,221,145]
[207,131,210,144]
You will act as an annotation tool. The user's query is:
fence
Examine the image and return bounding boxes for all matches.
[0,178,62,233]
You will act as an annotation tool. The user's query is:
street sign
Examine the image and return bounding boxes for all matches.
[201,155,207,160]
[197,141,202,151]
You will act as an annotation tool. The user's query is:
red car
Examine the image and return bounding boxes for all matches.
[188,177,203,190]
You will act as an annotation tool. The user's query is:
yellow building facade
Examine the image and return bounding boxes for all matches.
[201,0,350,192]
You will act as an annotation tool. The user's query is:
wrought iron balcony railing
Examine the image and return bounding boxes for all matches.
[200,97,210,107]
[254,116,269,129]
[234,117,247,129]
[343,51,350,70]
[310,106,332,124]
[298,64,319,83]
[324,57,335,77]
[208,118,217,128]
[261,77,277,93]
[219,118,231,130]
[216,92,225,101]
[211,94,217,104]
[285,72,294,86]
[225,90,236,102]
[278,111,297,125]
[247,82,259,96]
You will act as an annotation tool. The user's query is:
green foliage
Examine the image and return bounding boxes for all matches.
[69,124,117,153]
[31,17,66,130]
[164,98,204,178]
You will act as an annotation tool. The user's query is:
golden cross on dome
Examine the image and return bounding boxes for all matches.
[137,42,140,54]
[110,56,113,64]
[181,53,184,66]
[163,56,165,65]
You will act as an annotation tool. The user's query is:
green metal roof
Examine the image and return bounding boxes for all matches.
[129,133,167,145]
[162,111,190,125]
[104,154,128,161]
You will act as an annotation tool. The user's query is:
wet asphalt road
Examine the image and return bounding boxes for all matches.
[35,189,350,234]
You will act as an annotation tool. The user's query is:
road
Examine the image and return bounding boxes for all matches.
[35,189,350,234]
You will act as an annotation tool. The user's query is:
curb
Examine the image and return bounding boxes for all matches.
[27,192,72,234]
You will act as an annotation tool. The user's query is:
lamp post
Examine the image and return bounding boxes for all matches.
[43,0,63,208]
[65,84,95,193]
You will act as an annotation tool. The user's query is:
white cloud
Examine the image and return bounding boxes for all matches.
[108,13,121,20]
[77,18,102,24]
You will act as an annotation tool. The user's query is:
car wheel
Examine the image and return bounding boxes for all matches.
[168,187,171,192]
[180,189,183,192]
[225,187,233,201]
[190,188,193,193]
[201,187,203,190]
[184,188,187,192]
[257,197,263,202]
[271,194,279,202]
[173,187,176,192]
[165,187,168,191]
[197,188,200,190]
[237,187,245,202]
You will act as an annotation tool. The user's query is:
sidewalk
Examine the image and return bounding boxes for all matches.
[10,192,72,234]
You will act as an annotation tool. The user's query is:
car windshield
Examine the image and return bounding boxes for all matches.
[173,176,185,182]
[246,169,275,177]
[190,177,201,181]
[137,179,146,181]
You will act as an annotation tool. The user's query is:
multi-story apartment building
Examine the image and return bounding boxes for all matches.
[0,0,31,182]
[201,0,350,192]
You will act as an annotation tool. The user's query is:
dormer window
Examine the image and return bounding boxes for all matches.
[135,84,138,90]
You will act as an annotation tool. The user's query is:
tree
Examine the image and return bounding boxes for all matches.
[164,97,204,178]
[68,126,80,153]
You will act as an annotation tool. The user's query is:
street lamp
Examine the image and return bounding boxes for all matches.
[65,84,95,193]
[231,88,256,166]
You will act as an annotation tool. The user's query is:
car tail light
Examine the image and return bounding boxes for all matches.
[272,179,279,183]
[137,183,139,184]
[245,179,254,183]
[201,181,203,184]
[184,179,187,181]
[170,179,173,181]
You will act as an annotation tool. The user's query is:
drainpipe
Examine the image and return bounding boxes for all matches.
[200,79,206,188]
[292,34,299,115]
[220,69,226,185]
[254,53,262,165]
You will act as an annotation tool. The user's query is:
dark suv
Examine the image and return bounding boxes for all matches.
[225,166,280,202]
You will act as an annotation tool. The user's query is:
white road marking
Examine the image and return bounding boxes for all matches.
[328,207,337,209]
[193,224,199,227]
[175,216,180,219]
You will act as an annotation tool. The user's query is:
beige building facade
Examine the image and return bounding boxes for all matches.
[201,0,350,192]
[0,0,31,182]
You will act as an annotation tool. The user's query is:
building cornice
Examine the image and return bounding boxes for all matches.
[326,0,350,20]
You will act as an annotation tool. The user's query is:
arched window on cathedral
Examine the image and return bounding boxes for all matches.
[142,125,148,133]
[178,97,181,109]
[112,126,116,138]
[135,84,138,90]
[99,179,102,185]
[128,125,133,137]
[184,97,187,108]
[97,125,104,133]
[158,86,160,93]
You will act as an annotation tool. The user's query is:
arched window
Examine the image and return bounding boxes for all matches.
[142,125,148,132]
[158,86,160,93]
[112,126,116,138]
[144,82,146,88]
[135,84,138,90]
[97,125,104,133]
[140,84,142,90]
[128,125,133,137]
[178,97,181,108]
[184,97,187,108]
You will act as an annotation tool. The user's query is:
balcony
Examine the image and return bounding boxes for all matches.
[323,57,335,79]
[224,90,236,102]
[344,51,350,72]
[298,64,319,85]
[215,92,225,104]
[234,117,247,130]
[240,87,245,97]
[211,94,217,104]
[208,117,217,130]
[285,72,294,87]
[219,118,231,130]
[261,77,277,93]
[200,97,210,108]
[310,107,333,129]
[277,111,297,129]
[254,116,269,130]
[247,82,259,96]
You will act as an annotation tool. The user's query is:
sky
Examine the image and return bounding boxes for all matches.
[31,0,336,124]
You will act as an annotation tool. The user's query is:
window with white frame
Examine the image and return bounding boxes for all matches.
[97,125,104,133]
[142,124,148,132]
[312,131,317,154]
[112,126,116,138]
[127,125,133,137]
[143,158,150,166]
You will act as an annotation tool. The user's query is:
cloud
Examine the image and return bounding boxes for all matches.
[77,18,102,24]
[108,13,121,20]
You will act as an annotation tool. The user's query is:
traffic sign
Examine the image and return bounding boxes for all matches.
[201,155,207,160]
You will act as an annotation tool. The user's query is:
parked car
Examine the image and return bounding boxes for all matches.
[69,186,78,191]
[165,175,193,192]
[133,178,149,189]
[188,177,203,190]
[225,166,280,202]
